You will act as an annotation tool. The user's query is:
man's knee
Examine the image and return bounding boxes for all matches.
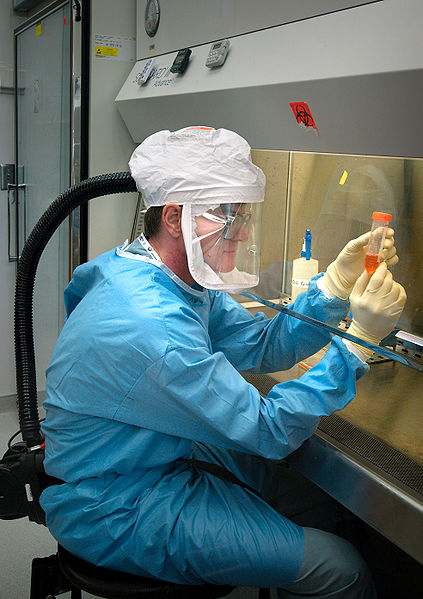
[279,527,377,598]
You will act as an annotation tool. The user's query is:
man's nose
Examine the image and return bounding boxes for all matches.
[232,224,249,242]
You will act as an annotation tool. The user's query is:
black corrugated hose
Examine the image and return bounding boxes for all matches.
[15,172,137,449]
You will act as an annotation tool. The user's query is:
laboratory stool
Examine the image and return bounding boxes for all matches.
[31,544,271,598]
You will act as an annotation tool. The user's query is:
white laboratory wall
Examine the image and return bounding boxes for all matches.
[137,0,378,59]
[0,3,24,398]
[88,0,138,259]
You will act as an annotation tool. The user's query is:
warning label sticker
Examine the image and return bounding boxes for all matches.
[95,46,118,57]
[93,34,136,62]
[289,102,319,134]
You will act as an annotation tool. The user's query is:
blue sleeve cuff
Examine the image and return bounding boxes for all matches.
[342,339,371,363]
[302,273,350,327]
[316,275,336,298]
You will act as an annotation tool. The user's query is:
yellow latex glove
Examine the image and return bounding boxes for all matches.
[324,228,398,299]
[347,262,406,355]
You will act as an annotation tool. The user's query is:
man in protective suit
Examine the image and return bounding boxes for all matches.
[40,126,406,598]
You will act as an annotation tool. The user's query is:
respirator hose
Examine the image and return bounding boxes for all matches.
[15,172,137,449]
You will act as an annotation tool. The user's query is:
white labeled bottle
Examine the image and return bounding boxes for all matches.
[291,229,319,300]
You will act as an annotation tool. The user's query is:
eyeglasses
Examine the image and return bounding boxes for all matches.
[203,205,252,240]
[194,204,253,256]
[221,211,252,239]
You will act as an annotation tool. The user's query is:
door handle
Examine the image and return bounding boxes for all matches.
[7,182,26,262]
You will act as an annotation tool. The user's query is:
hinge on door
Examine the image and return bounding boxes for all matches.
[1,164,15,191]
[73,0,81,22]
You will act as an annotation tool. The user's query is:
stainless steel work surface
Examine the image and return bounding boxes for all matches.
[340,361,423,465]
[243,360,423,564]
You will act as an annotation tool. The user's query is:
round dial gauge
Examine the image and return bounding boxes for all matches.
[145,0,160,38]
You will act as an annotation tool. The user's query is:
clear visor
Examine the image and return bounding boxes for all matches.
[181,202,262,292]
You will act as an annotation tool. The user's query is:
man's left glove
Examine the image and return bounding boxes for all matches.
[324,228,398,300]
[347,262,406,355]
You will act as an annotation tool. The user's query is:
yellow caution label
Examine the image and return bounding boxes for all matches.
[36,23,42,36]
[339,170,348,185]
[95,45,118,57]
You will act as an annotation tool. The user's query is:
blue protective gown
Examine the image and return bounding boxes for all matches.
[40,239,368,588]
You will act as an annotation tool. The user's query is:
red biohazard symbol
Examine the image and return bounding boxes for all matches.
[289,102,318,133]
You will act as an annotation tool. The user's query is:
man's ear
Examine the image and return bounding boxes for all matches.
[162,204,182,238]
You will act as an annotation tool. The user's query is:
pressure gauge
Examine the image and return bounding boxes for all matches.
[145,0,160,38]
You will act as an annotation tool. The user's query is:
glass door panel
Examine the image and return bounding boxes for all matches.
[16,2,71,391]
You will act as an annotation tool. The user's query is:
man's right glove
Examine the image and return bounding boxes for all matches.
[324,228,398,300]
[348,261,407,354]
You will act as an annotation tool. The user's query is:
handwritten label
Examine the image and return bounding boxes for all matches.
[292,278,310,288]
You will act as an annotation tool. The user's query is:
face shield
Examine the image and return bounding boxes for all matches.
[181,201,262,292]
[129,126,265,292]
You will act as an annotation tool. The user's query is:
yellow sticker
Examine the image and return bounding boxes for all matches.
[36,23,42,36]
[339,170,348,185]
[95,46,118,57]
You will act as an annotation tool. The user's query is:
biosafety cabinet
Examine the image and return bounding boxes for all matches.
[116,0,423,566]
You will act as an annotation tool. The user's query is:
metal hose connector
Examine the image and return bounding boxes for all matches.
[14,172,137,449]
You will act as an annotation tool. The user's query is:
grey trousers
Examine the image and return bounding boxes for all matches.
[193,443,378,598]
[278,527,377,598]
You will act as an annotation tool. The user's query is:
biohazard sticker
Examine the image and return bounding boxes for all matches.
[289,102,319,134]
